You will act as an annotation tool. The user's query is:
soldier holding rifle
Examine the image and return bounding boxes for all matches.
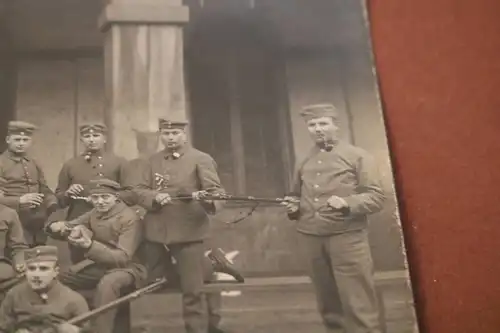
[0,245,89,333]
[46,179,146,333]
[283,104,386,333]
[132,117,237,333]
[0,121,58,247]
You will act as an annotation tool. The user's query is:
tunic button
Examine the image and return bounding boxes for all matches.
[318,160,322,164]
[98,156,102,159]
[314,198,319,202]
[98,164,103,167]
[314,184,319,188]
[98,173,103,176]
[317,172,321,176]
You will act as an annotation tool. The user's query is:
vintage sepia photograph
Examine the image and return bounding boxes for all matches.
[0,0,419,333]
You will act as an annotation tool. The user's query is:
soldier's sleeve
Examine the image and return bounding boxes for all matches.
[342,151,386,216]
[0,197,19,212]
[85,214,142,267]
[0,290,15,332]
[33,161,58,208]
[54,162,72,208]
[44,210,93,241]
[6,209,28,267]
[118,158,141,206]
[70,292,90,317]
[132,159,160,211]
[196,154,225,214]
[0,177,20,211]
[66,210,92,228]
[286,166,302,221]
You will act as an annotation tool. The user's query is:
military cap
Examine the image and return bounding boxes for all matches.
[159,118,188,130]
[88,178,122,194]
[7,121,38,136]
[300,103,339,122]
[79,123,107,135]
[25,245,58,263]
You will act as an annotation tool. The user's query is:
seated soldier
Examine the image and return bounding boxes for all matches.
[46,178,146,333]
[0,245,89,333]
[0,193,29,302]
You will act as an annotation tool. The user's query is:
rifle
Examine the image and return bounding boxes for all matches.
[66,277,168,326]
[171,192,299,204]
[168,191,300,224]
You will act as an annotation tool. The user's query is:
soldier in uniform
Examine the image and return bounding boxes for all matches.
[47,178,146,333]
[0,121,58,247]
[0,201,28,302]
[132,117,232,333]
[54,123,130,264]
[283,104,386,333]
[0,245,89,333]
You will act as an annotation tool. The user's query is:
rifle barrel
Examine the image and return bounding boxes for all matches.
[172,195,290,204]
[67,277,167,326]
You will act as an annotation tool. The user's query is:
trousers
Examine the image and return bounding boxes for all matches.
[59,265,135,333]
[145,241,222,333]
[299,229,382,333]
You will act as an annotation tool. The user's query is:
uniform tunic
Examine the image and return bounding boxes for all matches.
[0,205,28,267]
[55,152,129,220]
[0,205,28,298]
[134,146,224,245]
[0,151,58,244]
[289,141,385,234]
[0,281,89,332]
[51,201,146,288]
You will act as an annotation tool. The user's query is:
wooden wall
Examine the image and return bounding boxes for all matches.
[15,57,104,188]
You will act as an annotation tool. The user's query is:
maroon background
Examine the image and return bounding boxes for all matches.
[368,0,500,332]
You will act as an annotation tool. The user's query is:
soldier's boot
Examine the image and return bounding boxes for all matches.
[208,248,245,283]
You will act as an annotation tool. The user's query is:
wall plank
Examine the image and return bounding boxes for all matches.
[15,60,76,189]
[76,58,105,154]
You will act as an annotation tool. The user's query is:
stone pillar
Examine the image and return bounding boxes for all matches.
[99,0,190,159]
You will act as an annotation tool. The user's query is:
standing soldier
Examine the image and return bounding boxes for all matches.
[54,123,130,264]
[47,178,146,333]
[133,117,230,333]
[0,245,89,333]
[0,121,58,247]
[283,104,386,333]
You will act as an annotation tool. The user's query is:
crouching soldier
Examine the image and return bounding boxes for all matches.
[46,179,146,333]
[0,202,29,302]
[0,245,89,333]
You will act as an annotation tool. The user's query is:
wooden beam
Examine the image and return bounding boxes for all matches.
[227,51,246,194]
[99,3,189,31]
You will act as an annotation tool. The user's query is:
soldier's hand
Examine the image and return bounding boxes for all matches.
[192,190,211,202]
[14,329,30,333]
[50,221,68,233]
[57,322,81,333]
[14,263,26,275]
[66,184,84,197]
[68,230,92,249]
[281,196,299,213]
[155,193,172,206]
[19,193,44,206]
[326,195,348,210]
